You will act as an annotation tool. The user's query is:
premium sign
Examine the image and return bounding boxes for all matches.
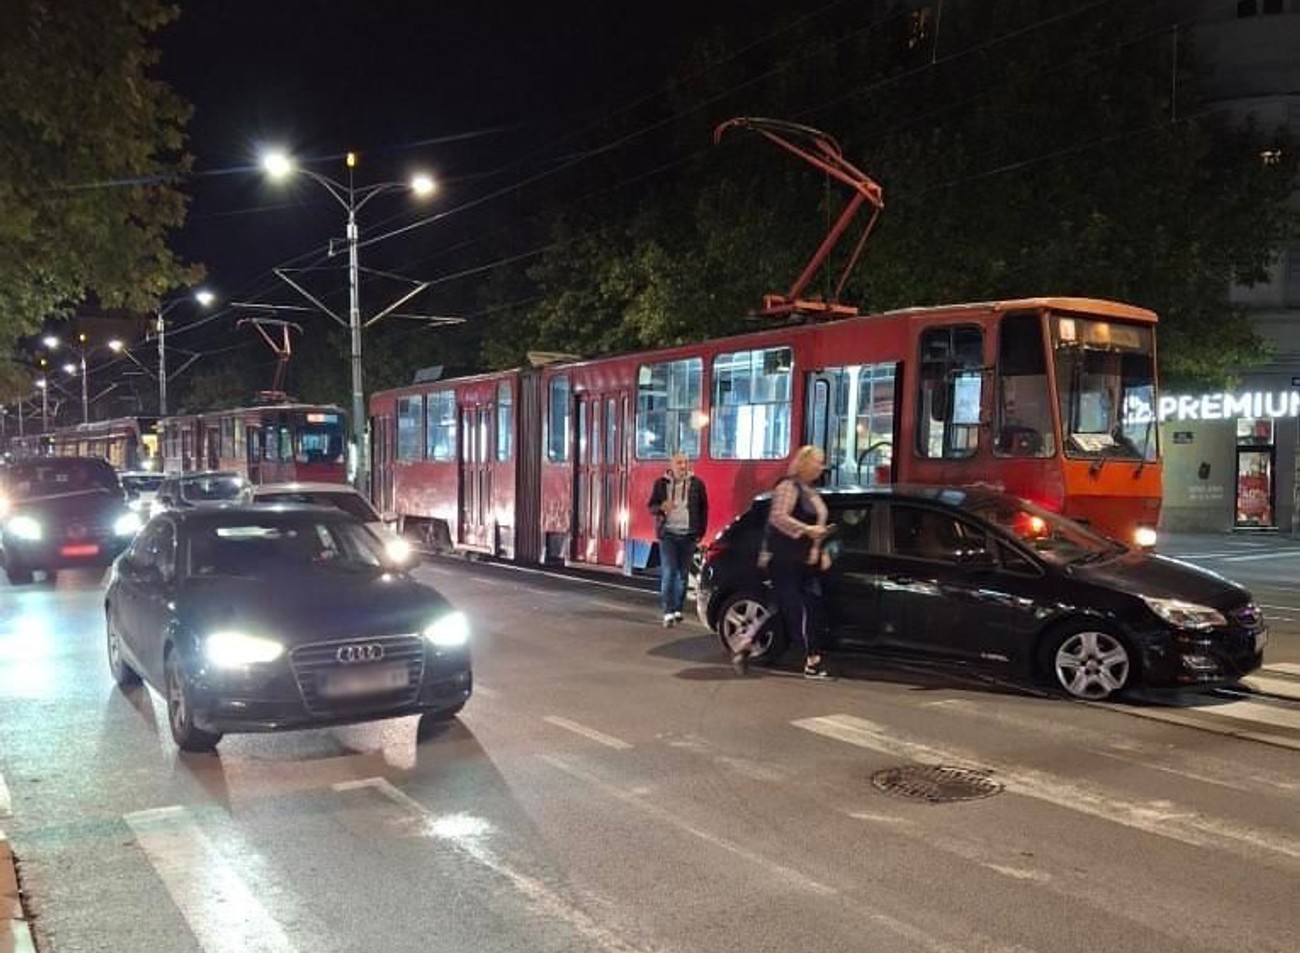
[1152,391,1300,423]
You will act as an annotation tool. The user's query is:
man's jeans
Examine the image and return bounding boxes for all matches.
[659,532,696,614]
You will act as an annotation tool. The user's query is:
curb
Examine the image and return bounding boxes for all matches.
[0,834,36,953]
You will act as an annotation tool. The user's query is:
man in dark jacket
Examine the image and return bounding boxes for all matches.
[647,452,708,627]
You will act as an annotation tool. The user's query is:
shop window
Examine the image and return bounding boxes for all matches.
[396,396,423,461]
[425,391,456,461]
[548,376,571,462]
[710,346,793,460]
[637,358,703,459]
[916,326,983,459]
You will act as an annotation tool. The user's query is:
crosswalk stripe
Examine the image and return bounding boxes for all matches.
[1265,662,1300,677]
[124,806,296,953]
[1191,700,1300,731]
[0,771,9,819]
[792,714,1300,865]
[543,716,633,750]
[1240,675,1300,699]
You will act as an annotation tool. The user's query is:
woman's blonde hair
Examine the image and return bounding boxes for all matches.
[787,444,824,477]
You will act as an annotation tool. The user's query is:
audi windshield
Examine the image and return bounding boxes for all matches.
[187,517,387,578]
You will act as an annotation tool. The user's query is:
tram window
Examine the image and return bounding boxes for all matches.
[396,397,423,461]
[917,327,982,460]
[995,313,1055,458]
[710,346,793,460]
[636,358,702,459]
[548,376,571,462]
[426,391,457,461]
[496,381,513,461]
[856,364,896,479]
[297,412,345,464]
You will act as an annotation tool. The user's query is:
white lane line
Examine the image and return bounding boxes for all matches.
[1265,662,1300,677]
[1219,551,1300,563]
[473,684,499,698]
[543,716,633,750]
[539,755,836,897]
[335,778,666,953]
[1258,604,1300,614]
[124,806,296,953]
[793,715,1300,867]
[1240,675,1300,699]
[0,770,10,818]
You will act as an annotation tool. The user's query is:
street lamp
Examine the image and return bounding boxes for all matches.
[156,288,215,416]
[261,148,436,493]
[44,333,120,423]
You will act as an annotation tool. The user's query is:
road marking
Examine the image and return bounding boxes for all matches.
[543,716,633,750]
[793,714,1300,867]
[335,777,666,953]
[1240,675,1300,699]
[1190,699,1300,731]
[124,806,296,953]
[0,771,9,818]
[1259,604,1300,613]
[1265,662,1300,677]
[473,684,499,698]
[1217,550,1300,563]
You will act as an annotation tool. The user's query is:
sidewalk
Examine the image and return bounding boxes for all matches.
[0,834,35,953]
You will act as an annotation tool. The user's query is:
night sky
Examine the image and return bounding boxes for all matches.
[158,0,758,353]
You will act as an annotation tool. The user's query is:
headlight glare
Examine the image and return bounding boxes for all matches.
[1142,596,1226,631]
[385,537,413,563]
[204,631,284,668]
[113,512,143,536]
[6,516,42,541]
[1133,526,1158,549]
[423,611,470,648]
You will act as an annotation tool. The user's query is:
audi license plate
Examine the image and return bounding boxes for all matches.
[320,664,409,698]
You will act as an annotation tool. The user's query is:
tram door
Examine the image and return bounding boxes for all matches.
[459,403,493,549]
[573,390,629,566]
[371,415,394,513]
[805,364,898,487]
[246,426,263,484]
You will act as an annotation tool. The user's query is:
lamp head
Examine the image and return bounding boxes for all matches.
[411,174,436,197]
[262,151,295,180]
[42,335,59,349]
[194,289,216,307]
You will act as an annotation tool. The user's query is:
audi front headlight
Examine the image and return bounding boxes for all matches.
[204,631,285,668]
[1142,596,1226,632]
[423,611,470,648]
[6,516,42,541]
[113,512,143,536]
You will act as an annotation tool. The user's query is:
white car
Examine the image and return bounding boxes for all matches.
[118,471,165,514]
[244,482,413,563]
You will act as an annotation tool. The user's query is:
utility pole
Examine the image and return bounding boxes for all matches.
[157,308,168,417]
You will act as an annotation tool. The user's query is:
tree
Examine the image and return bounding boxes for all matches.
[0,0,201,342]
[178,364,251,412]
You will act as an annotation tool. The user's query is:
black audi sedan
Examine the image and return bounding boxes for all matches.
[697,486,1266,700]
[1,457,142,585]
[104,505,472,751]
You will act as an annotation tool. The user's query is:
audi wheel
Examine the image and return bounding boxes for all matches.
[164,647,222,752]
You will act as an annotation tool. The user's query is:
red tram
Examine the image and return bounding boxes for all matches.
[371,296,1163,572]
[161,402,348,484]
[10,416,160,471]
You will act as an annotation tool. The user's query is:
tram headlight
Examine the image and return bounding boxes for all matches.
[6,516,42,541]
[384,537,413,564]
[423,610,470,648]
[114,512,143,536]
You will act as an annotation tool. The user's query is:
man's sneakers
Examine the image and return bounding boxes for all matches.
[663,613,676,628]
[803,658,832,680]
[673,611,684,622]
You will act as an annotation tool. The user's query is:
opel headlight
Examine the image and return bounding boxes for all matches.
[6,516,42,541]
[204,631,285,668]
[113,512,143,536]
[423,611,470,648]
[1142,596,1226,631]
[385,537,413,564]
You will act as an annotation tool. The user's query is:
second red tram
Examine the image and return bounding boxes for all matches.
[162,402,348,485]
[371,297,1163,572]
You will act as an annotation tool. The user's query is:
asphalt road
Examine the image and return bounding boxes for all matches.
[1,540,1298,953]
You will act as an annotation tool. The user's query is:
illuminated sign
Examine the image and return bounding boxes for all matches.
[305,413,339,423]
[1155,392,1300,423]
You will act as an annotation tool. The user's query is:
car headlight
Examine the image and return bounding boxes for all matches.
[6,516,42,541]
[204,631,285,668]
[423,611,470,648]
[1142,596,1226,631]
[113,512,143,536]
[1133,526,1158,548]
[385,537,413,563]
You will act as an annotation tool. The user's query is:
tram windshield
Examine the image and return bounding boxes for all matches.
[1051,316,1157,463]
[294,411,346,464]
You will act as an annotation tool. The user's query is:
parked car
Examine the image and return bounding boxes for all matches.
[104,505,472,751]
[152,471,247,516]
[0,457,142,585]
[697,486,1266,700]
[244,482,411,562]
[119,471,165,514]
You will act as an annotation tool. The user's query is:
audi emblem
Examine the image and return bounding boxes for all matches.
[336,643,385,664]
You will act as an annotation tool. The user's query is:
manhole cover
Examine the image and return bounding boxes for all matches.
[871,765,1003,803]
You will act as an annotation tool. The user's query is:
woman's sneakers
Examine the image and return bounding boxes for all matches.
[803,658,832,680]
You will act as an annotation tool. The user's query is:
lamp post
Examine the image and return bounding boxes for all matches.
[156,288,215,417]
[36,377,48,431]
[262,149,435,493]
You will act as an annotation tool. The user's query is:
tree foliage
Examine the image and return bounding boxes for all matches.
[0,0,201,342]
[478,0,1296,388]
